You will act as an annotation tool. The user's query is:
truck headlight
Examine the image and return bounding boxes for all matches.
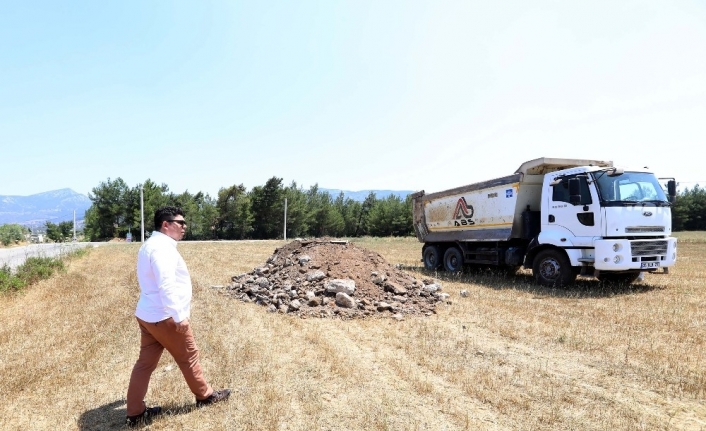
[612,243,622,252]
[614,255,622,264]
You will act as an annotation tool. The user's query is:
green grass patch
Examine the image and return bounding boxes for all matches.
[0,264,25,292]
[0,247,89,293]
[14,256,65,285]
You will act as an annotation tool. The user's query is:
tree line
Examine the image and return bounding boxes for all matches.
[4,181,704,244]
[671,185,706,231]
[83,177,414,241]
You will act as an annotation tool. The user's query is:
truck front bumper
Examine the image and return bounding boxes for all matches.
[593,238,677,271]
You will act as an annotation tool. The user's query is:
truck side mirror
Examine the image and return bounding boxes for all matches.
[667,180,677,203]
[569,178,581,205]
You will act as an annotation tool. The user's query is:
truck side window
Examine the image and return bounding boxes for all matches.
[553,175,592,205]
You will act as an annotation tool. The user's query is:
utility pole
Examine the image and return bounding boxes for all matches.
[283,197,287,241]
[73,210,77,241]
[140,185,145,242]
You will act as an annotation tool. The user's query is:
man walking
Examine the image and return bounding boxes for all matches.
[126,206,230,427]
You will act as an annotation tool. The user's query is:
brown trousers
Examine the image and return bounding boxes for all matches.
[126,317,213,416]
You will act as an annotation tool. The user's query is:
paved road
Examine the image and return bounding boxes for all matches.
[0,242,106,271]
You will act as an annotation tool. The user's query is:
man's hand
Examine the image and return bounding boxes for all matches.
[174,318,190,334]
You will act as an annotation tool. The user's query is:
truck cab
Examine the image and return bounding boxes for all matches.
[532,165,677,285]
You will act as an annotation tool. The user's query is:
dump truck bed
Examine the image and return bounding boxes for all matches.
[412,157,612,243]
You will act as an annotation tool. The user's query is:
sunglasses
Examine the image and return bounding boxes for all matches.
[167,219,187,227]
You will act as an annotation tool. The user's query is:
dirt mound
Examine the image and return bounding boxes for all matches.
[224,239,447,319]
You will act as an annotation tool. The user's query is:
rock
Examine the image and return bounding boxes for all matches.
[308,297,321,307]
[371,272,386,285]
[460,290,469,297]
[288,299,301,312]
[256,277,270,288]
[325,279,356,295]
[384,281,407,295]
[423,283,441,293]
[436,292,450,301]
[306,270,326,282]
[335,292,356,308]
[377,301,392,311]
[231,273,248,282]
[298,255,311,265]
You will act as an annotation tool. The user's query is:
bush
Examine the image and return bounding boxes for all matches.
[0,254,76,293]
[0,247,89,294]
[0,264,26,292]
[0,224,26,246]
[15,257,65,285]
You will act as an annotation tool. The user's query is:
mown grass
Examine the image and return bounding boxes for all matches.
[674,230,706,243]
[0,237,704,431]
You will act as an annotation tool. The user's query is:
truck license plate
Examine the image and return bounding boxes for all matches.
[641,262,660,269]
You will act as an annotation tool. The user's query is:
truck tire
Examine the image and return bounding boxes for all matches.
[443,247,464,273]
[597,271,642,286]
[423,245,442,270]
[532,249,576,287]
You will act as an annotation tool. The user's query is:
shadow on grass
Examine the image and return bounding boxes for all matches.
[78,399,196,430]
[401,265,665,299]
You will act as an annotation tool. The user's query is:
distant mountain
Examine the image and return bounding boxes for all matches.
[319,189,414,202]
[0,189,91,228]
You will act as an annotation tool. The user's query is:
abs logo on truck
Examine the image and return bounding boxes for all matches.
[453,197,475,226]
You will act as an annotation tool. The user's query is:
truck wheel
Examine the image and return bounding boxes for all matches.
[443,247,464,273]
[597,271,641,286]
[423,246,442,270]
[532,249,576,287]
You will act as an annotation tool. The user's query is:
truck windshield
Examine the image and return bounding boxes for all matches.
[594,171,669,205]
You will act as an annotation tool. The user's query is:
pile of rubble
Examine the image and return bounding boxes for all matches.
[222,239,448,319]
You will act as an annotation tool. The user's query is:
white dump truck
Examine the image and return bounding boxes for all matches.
[411,157,677,286]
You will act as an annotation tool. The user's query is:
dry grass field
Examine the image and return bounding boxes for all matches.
[0,234,704,430]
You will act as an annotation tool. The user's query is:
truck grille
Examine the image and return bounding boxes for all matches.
[630,240,668,256]
[625,226,665,233]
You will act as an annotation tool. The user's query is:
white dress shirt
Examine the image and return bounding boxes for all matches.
[135,231,192,323]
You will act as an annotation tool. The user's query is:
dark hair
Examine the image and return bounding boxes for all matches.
[154,206,185,231]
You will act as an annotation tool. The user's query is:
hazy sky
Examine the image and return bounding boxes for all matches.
[2,0,705,197]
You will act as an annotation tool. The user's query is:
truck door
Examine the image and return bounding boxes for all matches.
[547,174,600,241]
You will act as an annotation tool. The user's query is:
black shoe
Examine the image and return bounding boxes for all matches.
[126,406,162,428]
[196,389,231,407]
